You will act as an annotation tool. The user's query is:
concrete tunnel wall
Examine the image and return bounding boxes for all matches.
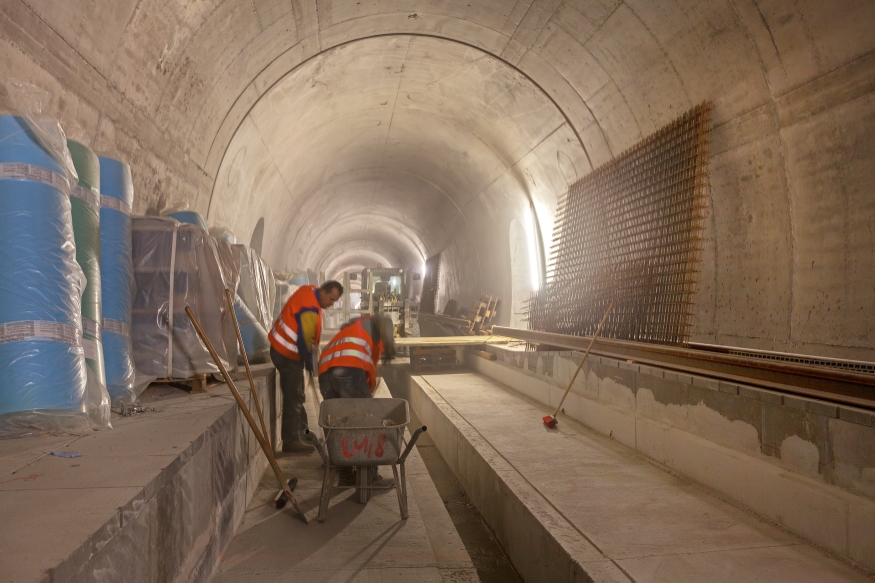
[2,0,874,358]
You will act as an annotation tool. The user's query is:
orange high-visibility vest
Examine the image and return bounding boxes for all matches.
[269,285,322,361]
[318,317,384,393]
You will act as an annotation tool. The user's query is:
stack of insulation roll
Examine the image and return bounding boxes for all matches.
[68,140,111,422]
[209,226,237,244]
[0,115,92,432]
[233,294,270,364]
[161,206,208,232]
[68,141,103,371]
[99,156,136,407]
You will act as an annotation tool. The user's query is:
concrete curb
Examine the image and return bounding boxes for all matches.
[47,370,276,583]
[391,370,630,583]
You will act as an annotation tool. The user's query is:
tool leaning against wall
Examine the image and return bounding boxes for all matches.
[186,304,308,524]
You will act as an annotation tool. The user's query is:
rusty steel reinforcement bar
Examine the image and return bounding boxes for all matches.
[492,326,875,410]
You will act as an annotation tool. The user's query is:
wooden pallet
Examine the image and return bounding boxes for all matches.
[468,295,501,334]
[151,374,209,393]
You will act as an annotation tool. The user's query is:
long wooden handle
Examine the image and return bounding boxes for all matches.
[551,301,614,418]
[185,306,308,524]
[225,289,273,450]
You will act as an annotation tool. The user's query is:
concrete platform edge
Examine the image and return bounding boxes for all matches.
[48,370,276,583]
[467,354,875,574]
[389,370,631,583]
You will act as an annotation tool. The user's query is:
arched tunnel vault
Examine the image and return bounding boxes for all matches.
[209,35,583,313]
[3,0,874,357]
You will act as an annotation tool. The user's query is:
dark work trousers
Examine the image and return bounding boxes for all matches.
[319,367,372,480]
[270,347,308,445]
[318,367,372,400]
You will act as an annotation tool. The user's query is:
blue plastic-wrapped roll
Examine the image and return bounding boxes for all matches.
[99,155,136,405]
[166,210,208,232]
[289,272,310,286]
[0,115,88,415]
[233,294,270,363]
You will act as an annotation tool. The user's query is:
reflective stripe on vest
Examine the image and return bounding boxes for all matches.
[317,318,382,392]
[269,328,298,354]
[276,317,298,341]
[269,285,320,359]
[319,348,371,365]
[323,335,371,355]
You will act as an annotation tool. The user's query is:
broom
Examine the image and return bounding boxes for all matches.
[543,301,613,429]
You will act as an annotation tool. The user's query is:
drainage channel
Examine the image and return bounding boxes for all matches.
[406,407,522,582]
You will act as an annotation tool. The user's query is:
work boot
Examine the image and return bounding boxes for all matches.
[370,472,395,488]
[281,440,314,454]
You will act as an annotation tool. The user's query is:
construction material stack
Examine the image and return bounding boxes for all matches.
[131,217,238,382]
[99,155,137,406]
[68,140,111,420]
[0,114,92,432]
[69,142,104,378]
[233,245,274,363]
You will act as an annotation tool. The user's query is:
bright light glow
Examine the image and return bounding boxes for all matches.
[422,261,427,276]
[525,208,541,291]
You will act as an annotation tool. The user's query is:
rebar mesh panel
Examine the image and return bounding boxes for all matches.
[420,253,441,315]
[526,103,711,346]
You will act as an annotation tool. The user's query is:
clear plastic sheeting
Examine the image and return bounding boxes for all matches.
[5,80,78,185]
[0,114,93,437]
[209,226,237,245]
[289,271,313,286]
[233,294,270,364]
[68,139,111,428]
[160,205,208,232]
[131,217,238,379]
[233,245,275,332]
[273,273,299,321]
[212,235,241,368]
[99,155,137,407]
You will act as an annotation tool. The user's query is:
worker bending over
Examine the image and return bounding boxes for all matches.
[318,314,397,486]
[269,280,343,453]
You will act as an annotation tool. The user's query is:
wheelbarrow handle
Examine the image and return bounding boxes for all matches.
[304,429,329,465]
[399,426,427,464]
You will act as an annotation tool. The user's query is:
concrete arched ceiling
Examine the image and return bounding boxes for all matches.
[2,0,874,358]
[209,35,580,304]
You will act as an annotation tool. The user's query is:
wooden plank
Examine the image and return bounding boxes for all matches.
[394,335,511,347]
[468,349,497,361]
[321,335,507,348]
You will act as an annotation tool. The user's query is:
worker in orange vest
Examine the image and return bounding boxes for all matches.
[318,314,397,485]
[269,280,343,453]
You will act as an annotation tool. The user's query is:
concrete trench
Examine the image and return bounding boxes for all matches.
[382,361,875,582]
[2,2,875,580]
[2,359,873,581]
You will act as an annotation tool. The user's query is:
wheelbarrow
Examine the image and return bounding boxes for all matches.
[305,397,427,522]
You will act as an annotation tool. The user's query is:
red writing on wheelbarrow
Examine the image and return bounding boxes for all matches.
[341,434,387,458]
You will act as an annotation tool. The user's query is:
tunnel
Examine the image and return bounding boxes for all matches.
[3,0,873,357]
[1,1,874,581]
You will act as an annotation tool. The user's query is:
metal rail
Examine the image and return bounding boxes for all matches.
[492,327,875,410]
[688,342,875,375]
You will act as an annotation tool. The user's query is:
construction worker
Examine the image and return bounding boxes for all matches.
[269,280,343,453]
[318,314,397,486]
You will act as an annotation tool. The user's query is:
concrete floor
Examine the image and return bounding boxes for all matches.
[416,372,873,582]
[409,409,521,582]
[213,383,477,582]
